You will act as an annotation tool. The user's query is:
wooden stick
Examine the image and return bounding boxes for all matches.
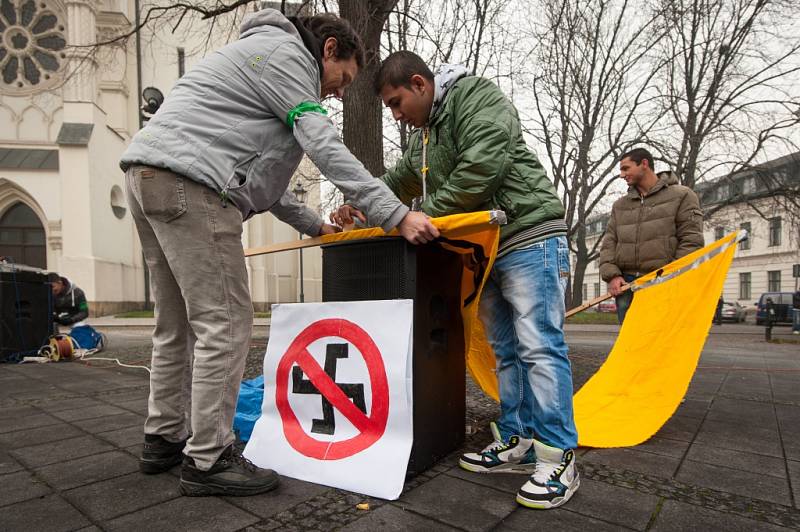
[565,284,630,318]
[244,236,329,257]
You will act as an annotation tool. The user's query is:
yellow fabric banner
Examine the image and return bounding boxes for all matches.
[572,231,741,447]
[276,213,739,448]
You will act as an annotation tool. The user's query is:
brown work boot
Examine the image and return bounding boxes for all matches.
[179,446,280,496]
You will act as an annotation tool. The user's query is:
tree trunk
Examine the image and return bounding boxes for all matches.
[339,0,398,175]
[570,224,589,308]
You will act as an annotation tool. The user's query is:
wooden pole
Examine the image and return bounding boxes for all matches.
[565,284,630,318]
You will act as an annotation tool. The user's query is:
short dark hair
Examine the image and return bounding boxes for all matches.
[373,51,434,95]
[303,14,365,68]
[620,148,654,169]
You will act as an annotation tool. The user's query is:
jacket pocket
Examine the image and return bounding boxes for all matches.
[139,168,187,223]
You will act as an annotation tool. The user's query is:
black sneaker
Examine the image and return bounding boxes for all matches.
[180,446,280,497]
[139,434,187,474]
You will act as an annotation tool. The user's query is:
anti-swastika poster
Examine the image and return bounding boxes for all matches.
[244,300,413,500]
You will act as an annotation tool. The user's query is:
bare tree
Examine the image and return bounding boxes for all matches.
[525,0,666,306]
[651,0,800,190]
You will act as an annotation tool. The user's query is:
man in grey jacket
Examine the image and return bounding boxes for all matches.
[120,9,437,497]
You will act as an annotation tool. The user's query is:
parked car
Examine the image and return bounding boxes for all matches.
[755,292,794,325]
[597,299,617,313]
[720,301,746,323]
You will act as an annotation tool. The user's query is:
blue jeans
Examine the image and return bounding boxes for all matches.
[615,274,638,323]
[478,236,578,450]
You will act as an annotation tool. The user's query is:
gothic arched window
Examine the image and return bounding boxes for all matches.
[0,201,46,268]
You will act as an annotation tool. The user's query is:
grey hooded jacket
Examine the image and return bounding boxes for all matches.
[120,9,408,235]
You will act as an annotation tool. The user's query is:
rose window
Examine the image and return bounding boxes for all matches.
[0,0,66,93]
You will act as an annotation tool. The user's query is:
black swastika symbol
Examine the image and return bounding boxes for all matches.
[291,343,367,435]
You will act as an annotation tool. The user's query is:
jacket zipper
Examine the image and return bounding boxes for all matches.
[634,194,644,275]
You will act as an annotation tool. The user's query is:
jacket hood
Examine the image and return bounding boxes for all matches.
[430,64,469,120]
[627,171,679,198]
[240,8,299,39]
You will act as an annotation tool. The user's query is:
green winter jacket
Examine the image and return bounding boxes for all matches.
[380,76,565,242]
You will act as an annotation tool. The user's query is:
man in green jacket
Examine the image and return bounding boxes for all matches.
[599,148,704,323]
[334,51,579,510]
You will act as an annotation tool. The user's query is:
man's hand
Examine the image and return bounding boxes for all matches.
[608,276,626,297]
[329,205,366,227]
[318,223,341,236]
[397,211,440,245]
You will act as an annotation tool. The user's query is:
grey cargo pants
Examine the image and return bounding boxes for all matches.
[125,165,253,470]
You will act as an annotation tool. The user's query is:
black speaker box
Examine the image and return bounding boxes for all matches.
[322,237,466,476]
[1,269,51,361]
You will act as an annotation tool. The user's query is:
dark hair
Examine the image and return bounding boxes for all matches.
[373,51,434,95]
[620,147,654,169]
[302,14,365,68]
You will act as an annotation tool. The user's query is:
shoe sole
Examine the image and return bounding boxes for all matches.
[516,477,580,510]
[458,458,535,474]
[179,477,280,497]
[139,454,183,475]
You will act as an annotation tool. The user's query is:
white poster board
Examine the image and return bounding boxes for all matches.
[244,300,414,500]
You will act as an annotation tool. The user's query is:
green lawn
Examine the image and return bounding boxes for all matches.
[115,310,271,318]
[565,311,619,325]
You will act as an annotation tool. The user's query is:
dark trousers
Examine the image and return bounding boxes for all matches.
[615,274,638,324]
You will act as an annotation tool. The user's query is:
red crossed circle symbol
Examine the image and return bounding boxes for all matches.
[275,318,389,460]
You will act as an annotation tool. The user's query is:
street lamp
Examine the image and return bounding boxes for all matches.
[292,182,307,303]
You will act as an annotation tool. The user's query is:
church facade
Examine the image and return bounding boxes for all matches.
[0,0,322,314]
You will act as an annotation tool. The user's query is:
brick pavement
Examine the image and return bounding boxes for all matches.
[1,325,799,531]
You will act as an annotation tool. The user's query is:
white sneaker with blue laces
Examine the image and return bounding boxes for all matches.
[459,422,535,473]
[516,439,580,509]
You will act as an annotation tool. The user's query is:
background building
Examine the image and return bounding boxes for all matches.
[0,0,323,315]
[577,154,800,308]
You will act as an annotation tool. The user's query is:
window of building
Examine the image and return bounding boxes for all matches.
[739,222,751,250]
[742,176,757,194]
[768,217,781,247]
[594,283,600,298]
[583,283,587,300]
[714,226,725,240]
[739,272,751,300]
[768,270,781,292]
[178,48,186,77]
[0,202,46,269]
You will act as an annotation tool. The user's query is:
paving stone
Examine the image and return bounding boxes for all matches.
[0,404,42,420]
[775,404,800,436]
[563,478,659,530]
[342,503,458,531]
[694,419,783,457]
[675,459,792,506]
[98,389,150,406]
[113,398,148,414]
[0,422,84,450]
[63,471,180,521]
[73,412,145,434]
[35,396,107,413]
[655,415,703,442]
[631,436,691,459]
[102,495,259,532]
[0,450,23,474]
[0,494,89,532]
[706,397,778,430]
[0,470,52,507]
[11,435,115,468]
[685,442,786,478]
[650,499,793,531]
[35,450,139,490]
[788,460,800,510]
[0,412,62,434]
[583,447,682,478]
[395,473,517,531]
[97,425,145,448]
[51,403,130,422]
[674,398,711,420]
[224,476,329,519]
[496,506,626,531]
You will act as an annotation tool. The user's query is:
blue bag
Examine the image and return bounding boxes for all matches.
[69,325,105,351]
[233,375,264,442]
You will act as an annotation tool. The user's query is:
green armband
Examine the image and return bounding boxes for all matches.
[286,102,328,128]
